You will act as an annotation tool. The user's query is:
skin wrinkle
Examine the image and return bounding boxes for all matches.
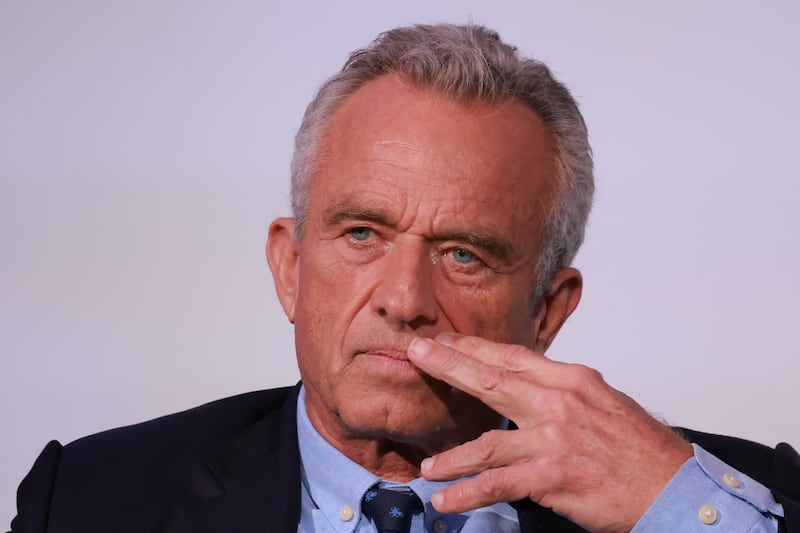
[269,73,560,479]
[324,202,523,274]
[322,117,539,263]
[321,125,532,269]
[270,36,701,524]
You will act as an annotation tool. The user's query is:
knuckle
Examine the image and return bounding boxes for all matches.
[544,388,583,418]
[569,363,604,388]
[476,469,508,500]
[501,344,529,370]
[473,430,501,462]
[456,336,480,353]
[538,420,567,444]
[478,365,507,390]
[438,347,463,372]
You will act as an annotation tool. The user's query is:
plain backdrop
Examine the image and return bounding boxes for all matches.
[2,0,798,525]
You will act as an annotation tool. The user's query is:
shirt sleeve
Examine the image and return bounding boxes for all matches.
[632,444,784,532]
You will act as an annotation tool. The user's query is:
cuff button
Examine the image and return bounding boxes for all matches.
[722,472,741,489]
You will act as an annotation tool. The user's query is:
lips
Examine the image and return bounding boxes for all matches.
[354,344,439,383]
[355,346,423,374]
[363,349,410,361]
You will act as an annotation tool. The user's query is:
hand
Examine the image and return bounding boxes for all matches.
[406,333,693,533]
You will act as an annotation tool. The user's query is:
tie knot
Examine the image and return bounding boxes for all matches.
[361,486,423,533]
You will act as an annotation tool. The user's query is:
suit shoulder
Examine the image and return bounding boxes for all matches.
[54,388,296,510]
[12,386,299,532]
[63,386,296,464]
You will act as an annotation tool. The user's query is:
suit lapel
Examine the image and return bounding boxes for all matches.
[170,385,302,533]
[163,385,589,533]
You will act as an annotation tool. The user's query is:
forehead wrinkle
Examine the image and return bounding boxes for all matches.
[322,199,396,227]
[418,190,515,262]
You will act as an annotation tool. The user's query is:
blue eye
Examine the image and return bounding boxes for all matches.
[450,248,476,264]
[349,227,373,241]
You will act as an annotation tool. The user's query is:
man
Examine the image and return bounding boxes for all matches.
[9,23,799,533]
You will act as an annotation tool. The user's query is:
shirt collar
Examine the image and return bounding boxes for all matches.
[297,386,379,532]
[296,385,519,532]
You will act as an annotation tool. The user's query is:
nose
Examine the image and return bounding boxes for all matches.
[370,239,438,327]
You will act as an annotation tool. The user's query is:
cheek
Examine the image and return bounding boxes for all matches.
[443,280,536,344]
[297,242,364,306]
[303,240,371,290]
[293,246,375,362]
[498,289,539,346]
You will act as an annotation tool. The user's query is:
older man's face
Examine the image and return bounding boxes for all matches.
[270,73,559,452]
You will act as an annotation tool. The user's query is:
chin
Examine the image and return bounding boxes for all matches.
[343,414,457,450]
[336,389,497,449]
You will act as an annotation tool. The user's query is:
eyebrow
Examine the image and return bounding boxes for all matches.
[439,230,515,264]
[323,203,393,227]
[323,201,516,264]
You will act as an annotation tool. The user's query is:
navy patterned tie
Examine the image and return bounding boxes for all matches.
[361,485,423,533]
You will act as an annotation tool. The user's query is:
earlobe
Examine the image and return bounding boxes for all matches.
[533,267,583,352]
[266,217,300,323]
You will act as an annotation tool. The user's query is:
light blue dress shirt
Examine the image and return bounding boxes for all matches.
[633,444,783,532]
[295,386,783,532]
[296,387,519,533]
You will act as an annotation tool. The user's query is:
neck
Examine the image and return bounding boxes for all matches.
[304,394,500,481]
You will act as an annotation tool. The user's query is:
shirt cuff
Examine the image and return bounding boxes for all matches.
[632,444,784,532]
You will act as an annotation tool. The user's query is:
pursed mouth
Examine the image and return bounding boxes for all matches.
[361,349,410,361]
[355,347,441,383]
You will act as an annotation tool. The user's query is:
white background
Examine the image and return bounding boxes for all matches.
[2,1,798,525]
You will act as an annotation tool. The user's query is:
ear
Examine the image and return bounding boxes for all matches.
[532,267,583,353]
[266,217,300,323]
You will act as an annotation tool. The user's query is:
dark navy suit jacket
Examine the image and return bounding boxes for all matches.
[9,385,800,532]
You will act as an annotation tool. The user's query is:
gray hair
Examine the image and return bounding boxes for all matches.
[291,23,594,302]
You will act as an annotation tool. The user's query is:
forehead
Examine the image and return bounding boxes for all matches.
[309,74,557,241]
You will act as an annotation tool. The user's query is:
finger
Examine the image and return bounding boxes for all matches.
[407,337,538,420]
[421,428,537,481]
[430,463,543,514]
[435,332,542,371]
[439,333,612,398]
[433,332,572,387]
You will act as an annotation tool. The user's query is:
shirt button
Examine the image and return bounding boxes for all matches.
[433,518,448,533]
[339,504,354,521]
[722,472,741,489]
[698,504,718,525]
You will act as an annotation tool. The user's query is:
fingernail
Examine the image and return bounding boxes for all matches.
[435,332,458,346]
[408,337,432,358]
[420,457,434,473]
[431,491,445,508]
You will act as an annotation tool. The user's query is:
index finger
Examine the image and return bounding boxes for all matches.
[407,337,540,422]
[433,332,570,387]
